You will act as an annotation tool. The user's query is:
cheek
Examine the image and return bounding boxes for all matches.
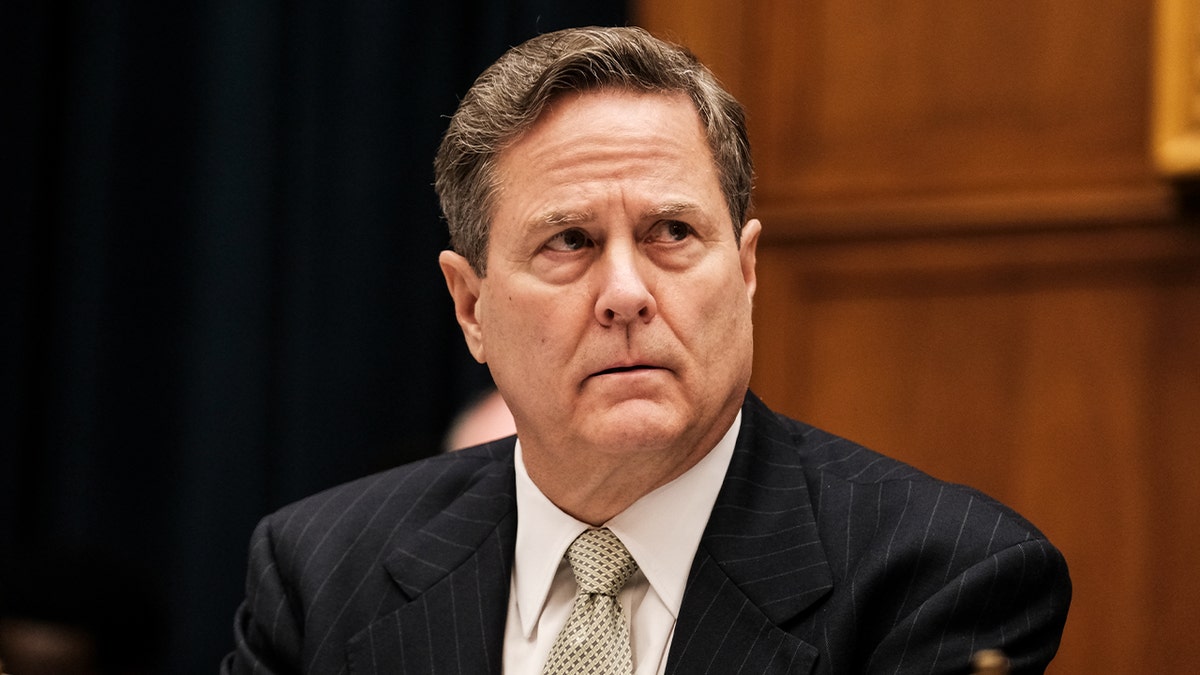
[484,288,572,355]
[691,267,752,319]
[659,286,741,359]
[697,276,755,351]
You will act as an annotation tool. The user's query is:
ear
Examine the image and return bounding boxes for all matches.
[439,250,487,363]
[738,218,762,302]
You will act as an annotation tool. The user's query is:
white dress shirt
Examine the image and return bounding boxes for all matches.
[502,412,740,675]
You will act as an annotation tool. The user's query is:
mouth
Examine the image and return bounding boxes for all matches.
[591,364,662,378]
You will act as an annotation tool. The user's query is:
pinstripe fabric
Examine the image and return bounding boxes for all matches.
[222,444,518,675]
[665,394,1071,674]
[222,392,1070,674]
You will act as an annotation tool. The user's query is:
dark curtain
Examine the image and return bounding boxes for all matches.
[2,2,626,672]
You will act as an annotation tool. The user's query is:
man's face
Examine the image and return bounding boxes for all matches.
[441,89,760,472]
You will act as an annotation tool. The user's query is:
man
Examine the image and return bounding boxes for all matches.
[222,26,1070,674]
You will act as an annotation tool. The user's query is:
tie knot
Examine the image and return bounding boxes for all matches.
[565,528,638,596]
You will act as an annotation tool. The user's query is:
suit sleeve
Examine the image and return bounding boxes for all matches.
[221,516,304,675]
[868,536,1071,674]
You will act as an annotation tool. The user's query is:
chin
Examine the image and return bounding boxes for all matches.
[579,401,693,453]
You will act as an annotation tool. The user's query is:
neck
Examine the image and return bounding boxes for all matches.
[521,409,739,525]
[526,451,707,526]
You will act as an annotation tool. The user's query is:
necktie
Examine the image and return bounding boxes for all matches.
[542,528,639,675]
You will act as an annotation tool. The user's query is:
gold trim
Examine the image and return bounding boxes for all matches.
[1154,0,1200,174]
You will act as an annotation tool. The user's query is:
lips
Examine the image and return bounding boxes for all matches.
[594,364,658,376]
[587,361,672,381]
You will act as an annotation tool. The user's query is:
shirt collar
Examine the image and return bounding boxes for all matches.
[511,411,741,638]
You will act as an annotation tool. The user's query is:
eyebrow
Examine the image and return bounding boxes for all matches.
[518,210,594,239]
[644,201,702,219]
[523,200,702,233]
[540,210,594,227]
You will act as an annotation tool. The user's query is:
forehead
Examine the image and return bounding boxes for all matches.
[505,88,709,159]
[491,90,722,224]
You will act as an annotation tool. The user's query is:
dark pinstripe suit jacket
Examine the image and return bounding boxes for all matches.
[222,392,1070,674]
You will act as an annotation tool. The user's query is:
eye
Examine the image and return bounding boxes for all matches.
[545,228,593,252]
[649,220,693,242]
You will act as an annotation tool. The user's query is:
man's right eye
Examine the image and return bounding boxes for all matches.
[545,229,592,252]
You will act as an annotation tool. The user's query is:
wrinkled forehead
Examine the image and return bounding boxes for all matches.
[499,86,709,166]
[496,88,714,179]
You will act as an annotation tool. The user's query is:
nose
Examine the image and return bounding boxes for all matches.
[594,244,657,328]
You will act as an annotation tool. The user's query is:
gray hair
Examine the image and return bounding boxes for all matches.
[434,26,753,275]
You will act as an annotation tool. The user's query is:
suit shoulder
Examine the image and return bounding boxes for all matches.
[259,441,515,556]
[771,411,935,486]
[760,402,1051,545]
[746,394,930,488]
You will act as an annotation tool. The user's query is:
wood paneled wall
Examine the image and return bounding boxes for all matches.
[636,1,1200,672]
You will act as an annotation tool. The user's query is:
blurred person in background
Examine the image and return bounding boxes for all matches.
[444,387,516,451]
[0,547,163,675]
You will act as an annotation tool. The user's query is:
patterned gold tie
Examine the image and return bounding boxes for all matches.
[542,528,639,675]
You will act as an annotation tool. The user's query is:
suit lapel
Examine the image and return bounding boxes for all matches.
[341,395,831,673]
[667,394,832,674]
[346,442,518,675]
